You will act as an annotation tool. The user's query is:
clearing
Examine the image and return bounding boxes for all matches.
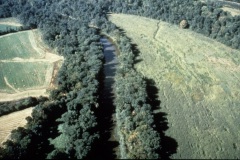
[0,30,63,102]
[109,14,240,159]
[0,107,33,146]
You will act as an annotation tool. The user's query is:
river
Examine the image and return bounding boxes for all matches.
[91,37,119,159]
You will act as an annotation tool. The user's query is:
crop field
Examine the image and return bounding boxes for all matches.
[0,29,64,101]
[0,107,33,146]
[110,14,240,159]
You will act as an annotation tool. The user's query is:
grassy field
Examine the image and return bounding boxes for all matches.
[0,29,63,101]
[110,14,240,159]
[0,31,45,59]
[0,62,52,93]
[0,107,33,146]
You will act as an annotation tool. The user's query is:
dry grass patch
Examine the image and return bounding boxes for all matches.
[110,14,240,159]
[0,107,33,146]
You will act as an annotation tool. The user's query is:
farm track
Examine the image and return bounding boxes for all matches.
[0,107,33,146]
[4,77,19,93]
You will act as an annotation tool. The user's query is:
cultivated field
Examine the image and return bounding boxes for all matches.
[110,14,240,159]
[0,107,33,146]
[0,30,63,101]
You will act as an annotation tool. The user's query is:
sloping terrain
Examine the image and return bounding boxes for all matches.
[110,14,240,159]
[0,29,63,101]
[0,107,33,146]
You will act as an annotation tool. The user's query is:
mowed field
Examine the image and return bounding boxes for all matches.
[0,107,33,146]
[0,28,63,101]
[110,14,240,159]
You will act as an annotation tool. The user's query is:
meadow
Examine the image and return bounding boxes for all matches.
[110,14,240,159]
[0,62,52,93]
[0,29,63,101]
[0,31,44,59]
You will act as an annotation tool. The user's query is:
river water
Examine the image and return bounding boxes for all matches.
[93,37,119,159]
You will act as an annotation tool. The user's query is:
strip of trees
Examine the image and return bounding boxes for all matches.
[0,0,239,159]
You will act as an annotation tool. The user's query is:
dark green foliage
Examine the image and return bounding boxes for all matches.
[110,0,240,50]
[0,97,47,116]
[105,30,161,158]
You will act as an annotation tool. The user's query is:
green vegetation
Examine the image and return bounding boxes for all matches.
[0,31,43,60]
[0,62,51,93]
[0,0,239,159]
[0,24,18,32]
[0,97,47,116]
[110,14,240,159]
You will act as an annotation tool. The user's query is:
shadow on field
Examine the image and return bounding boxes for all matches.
[145,78,178,159]
[115,27,143,64]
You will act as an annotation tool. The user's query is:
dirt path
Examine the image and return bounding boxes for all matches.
[4,77,19,93]
[0,107,33,146]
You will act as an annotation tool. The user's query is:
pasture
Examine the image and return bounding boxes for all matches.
[0,31,45,59]
[0,30,63,101]
[0,62,52,93]
[110,14,240,159]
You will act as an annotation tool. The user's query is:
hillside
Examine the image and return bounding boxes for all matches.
[0,30,63,101]
[110,13,240,159]
[0,0,239,159]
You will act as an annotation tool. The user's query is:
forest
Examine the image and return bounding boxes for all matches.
[0,0,239,159]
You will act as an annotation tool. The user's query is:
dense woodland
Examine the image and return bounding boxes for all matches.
[0,0,239,159]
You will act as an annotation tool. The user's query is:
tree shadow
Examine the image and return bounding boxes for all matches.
[115,27,143,64]
[88,37,119,159]
[145,78,178,159]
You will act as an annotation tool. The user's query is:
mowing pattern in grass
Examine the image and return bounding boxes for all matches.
[0,31,44,60]
[110,14,240,159]
[0,62,52,93]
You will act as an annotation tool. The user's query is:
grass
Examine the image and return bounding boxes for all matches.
[0,29,63,101]
[0,31,44,60]
[0,62,52,93]
[110,14,240,159]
